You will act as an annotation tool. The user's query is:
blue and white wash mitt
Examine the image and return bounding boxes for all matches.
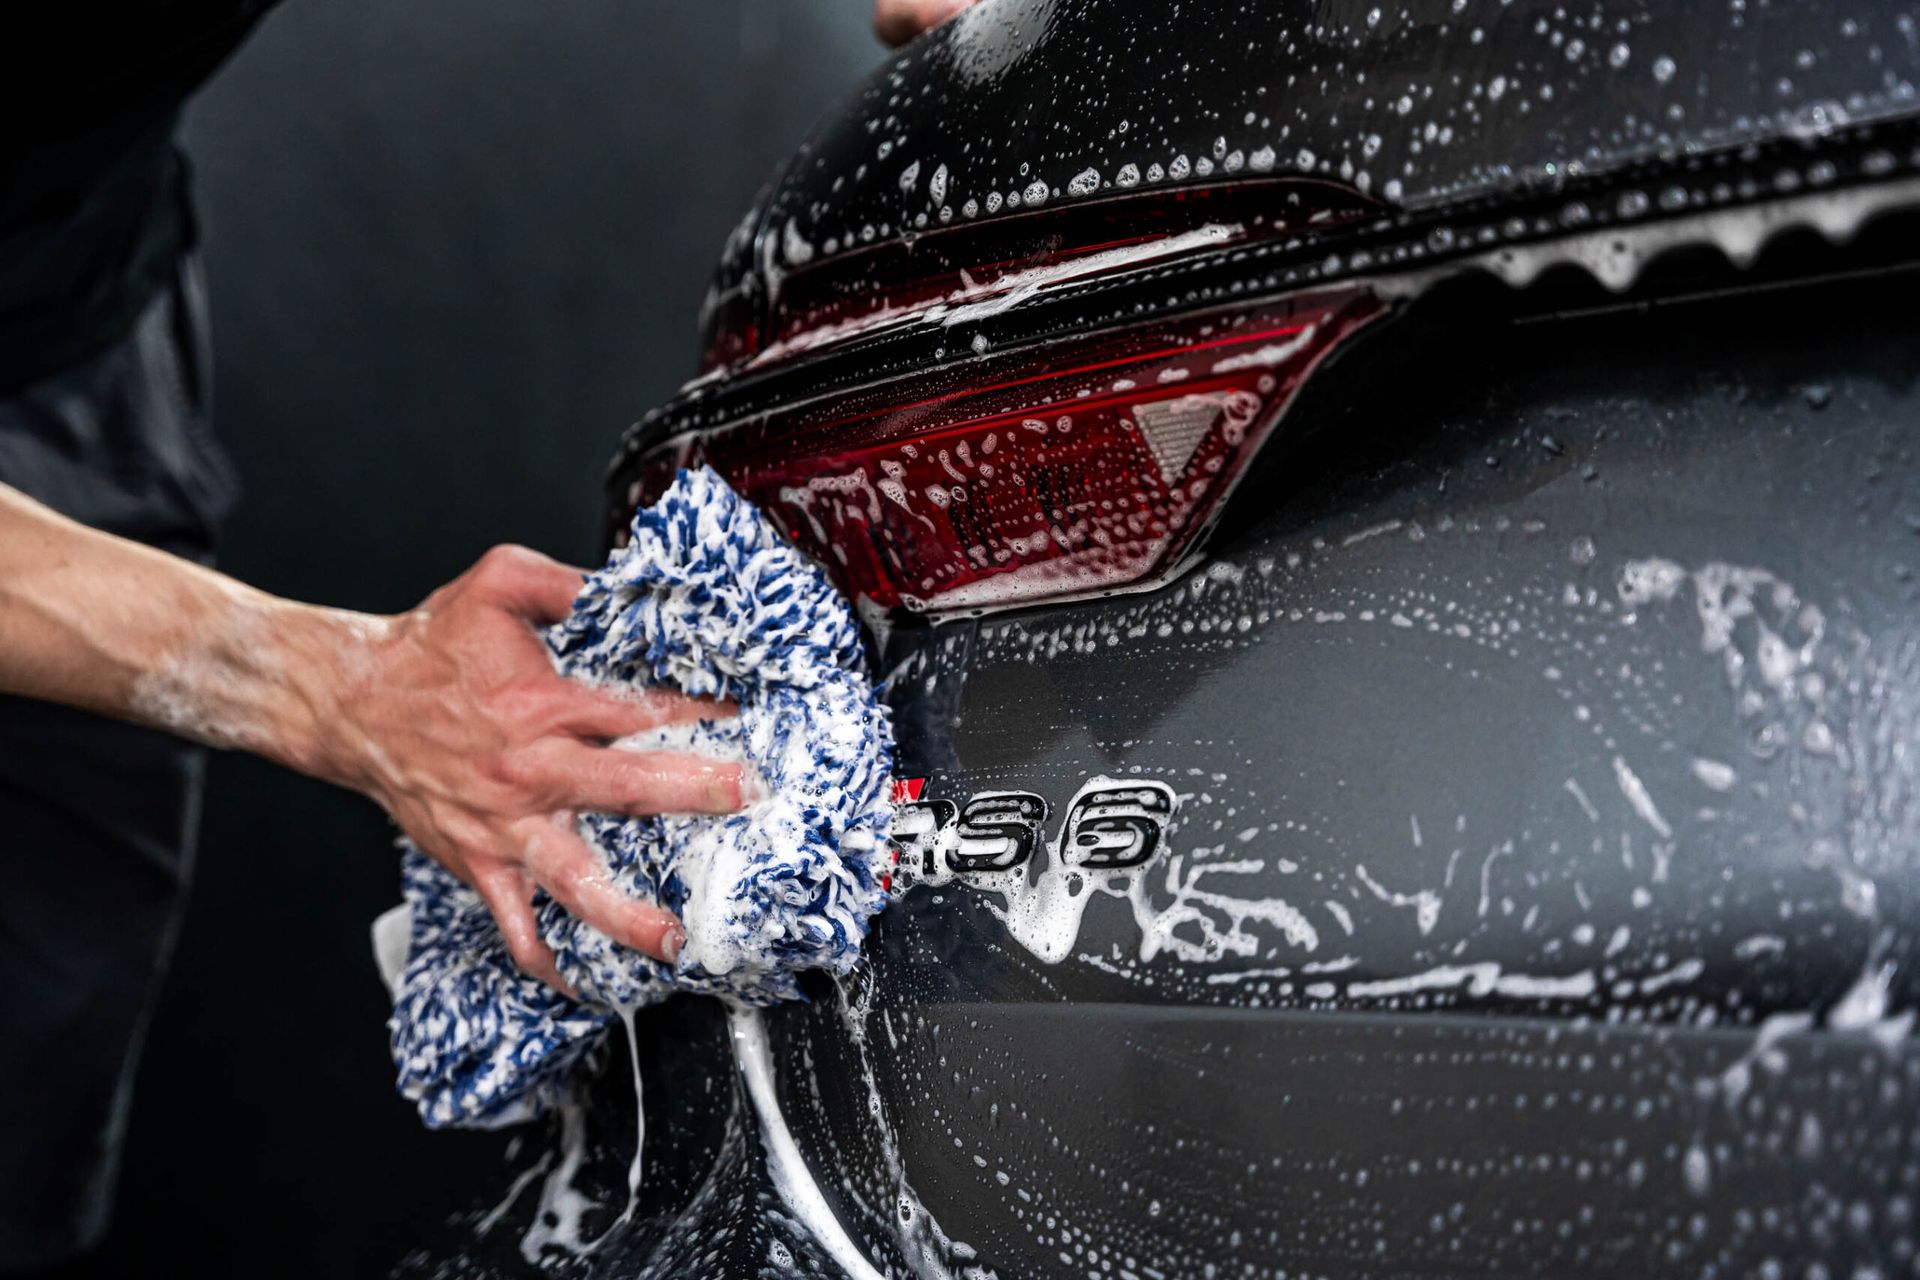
[383,467,895,1129]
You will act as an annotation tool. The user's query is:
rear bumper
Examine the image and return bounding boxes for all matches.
[804,250,1920,1275]
[407,202,1920,1278]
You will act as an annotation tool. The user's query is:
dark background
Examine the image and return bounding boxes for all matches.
[72,3,880,1275]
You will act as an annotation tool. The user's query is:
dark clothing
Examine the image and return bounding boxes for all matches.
[0,3,275,395]
[1,7,272,1265]
[0,257,234,1271]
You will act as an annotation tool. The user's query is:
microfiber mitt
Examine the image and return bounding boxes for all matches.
[386,466,895,1129]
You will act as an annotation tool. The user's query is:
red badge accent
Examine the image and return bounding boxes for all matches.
[882,777,927,892]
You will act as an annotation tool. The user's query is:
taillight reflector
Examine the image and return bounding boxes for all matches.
[627,286,1384,615]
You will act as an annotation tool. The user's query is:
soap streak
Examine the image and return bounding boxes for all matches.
[517,1097,598,1264]
[589,1005,646,1243]
[731,1005,890,1280]
[474,1155,550,1238]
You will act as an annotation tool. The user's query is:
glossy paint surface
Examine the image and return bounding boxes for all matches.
[409,241,1920,1278]
[405,3,1920,1275]
[702,0,1920,368]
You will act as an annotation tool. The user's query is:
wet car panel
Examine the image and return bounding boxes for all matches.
[804,257,1920,1277]
[398,1,1920,1275]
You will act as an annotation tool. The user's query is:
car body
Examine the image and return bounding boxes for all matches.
[401,1,1920,1275]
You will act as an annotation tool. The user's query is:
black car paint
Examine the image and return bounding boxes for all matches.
[401,3,1920,1276]
[694,0,1920,378]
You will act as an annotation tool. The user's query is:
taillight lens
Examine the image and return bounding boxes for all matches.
[698,179,1376,374]
[625,285,1384,615]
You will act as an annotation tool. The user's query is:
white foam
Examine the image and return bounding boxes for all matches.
[1345,961,1595,1001]
[1610,755,1673,839]
[371,903,411,998]
[517,1097,599,1264]
[730,1006,889,1280]
[1208,322,1319,373]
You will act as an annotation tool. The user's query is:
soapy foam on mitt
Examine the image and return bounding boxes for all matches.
[388,466,894,1129]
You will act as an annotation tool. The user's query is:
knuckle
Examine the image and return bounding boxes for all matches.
[472,543,539,591]
[519,836,561,882]
[421,824,483,875]
[479,543,533,572]
[449,819,498,862]
[534,834,590,884]
[493,680,560,731]
[487,679,541,729]
[470,547,508,585]
[492,740,561,796]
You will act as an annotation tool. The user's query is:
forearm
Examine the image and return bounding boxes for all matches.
[0,482,736,974]
[0,482,375,778]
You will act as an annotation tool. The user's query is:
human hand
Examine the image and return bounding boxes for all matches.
[0,487,736,994]
[312,545,744,993]
[873,0,980,47]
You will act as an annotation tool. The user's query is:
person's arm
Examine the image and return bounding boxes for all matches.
[0,482,742,990]
[872,0,979,46]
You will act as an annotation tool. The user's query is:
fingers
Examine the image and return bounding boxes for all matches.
[555,685,737,742]
[474,866,573,994]
[472,544,586,625]
[521,739,746,816]
[523,821,687,964]
[873,0,975,46]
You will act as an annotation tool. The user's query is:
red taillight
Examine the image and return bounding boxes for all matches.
[698,179,1377,374]
[629,286,1384,615]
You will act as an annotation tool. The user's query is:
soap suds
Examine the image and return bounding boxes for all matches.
[731,1006,889,1280]
[387,468,893,1130]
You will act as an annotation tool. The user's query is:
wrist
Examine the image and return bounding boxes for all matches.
[249,598,398,788]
